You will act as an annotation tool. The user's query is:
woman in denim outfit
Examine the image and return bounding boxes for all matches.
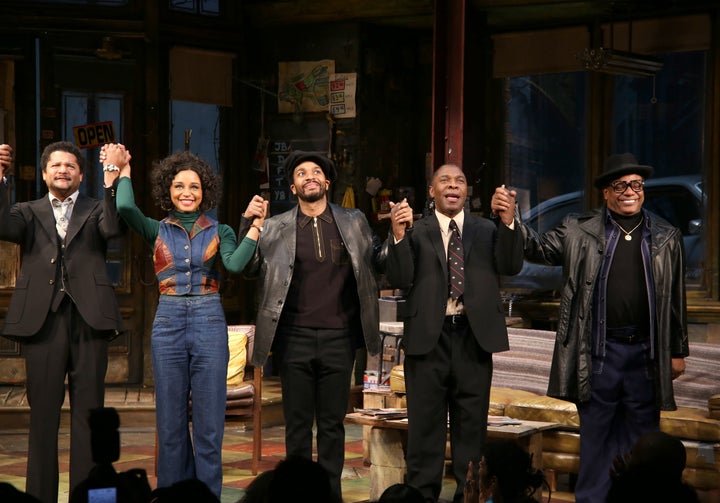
[102,144,267,497]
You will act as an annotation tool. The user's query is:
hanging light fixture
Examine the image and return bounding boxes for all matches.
[578,47,662,77]
[578,17,662,78]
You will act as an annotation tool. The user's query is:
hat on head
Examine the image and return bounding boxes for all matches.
[283,150,337,184]
[594,152,653,189]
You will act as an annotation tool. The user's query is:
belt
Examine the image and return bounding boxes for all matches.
[606,326,648,344]
[445,314,468,326]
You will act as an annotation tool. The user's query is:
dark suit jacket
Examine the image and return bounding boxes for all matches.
[0,184,124,337]
[386,211,523,356]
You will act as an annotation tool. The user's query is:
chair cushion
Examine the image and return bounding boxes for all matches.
[390,365,405,393]
[227,326,248,386]
[226,382,254,400]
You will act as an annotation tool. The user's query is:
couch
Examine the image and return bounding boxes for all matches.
[389,328,720,497]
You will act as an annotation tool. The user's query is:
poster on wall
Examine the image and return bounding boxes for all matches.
[329,73,357,118]
[278,60,335,114]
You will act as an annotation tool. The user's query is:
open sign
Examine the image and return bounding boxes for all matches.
[73,121,116,149]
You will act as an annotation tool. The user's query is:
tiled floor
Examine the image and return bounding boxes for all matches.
[0,378,573,503]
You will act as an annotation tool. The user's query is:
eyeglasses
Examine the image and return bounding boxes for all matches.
[609,179,644,193]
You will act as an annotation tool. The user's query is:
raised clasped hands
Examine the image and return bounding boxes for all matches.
[0,144,13,177]
[99,143,132,184]
[389,197,414,241]
[490,184,517,227]
[243,195,269,229]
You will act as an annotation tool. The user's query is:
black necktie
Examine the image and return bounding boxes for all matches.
[448,219,464,300]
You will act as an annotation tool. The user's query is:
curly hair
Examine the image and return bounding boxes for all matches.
[150,151,222,212]
[40,141,85,173]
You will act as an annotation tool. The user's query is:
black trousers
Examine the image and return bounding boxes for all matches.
[23,299,108,503]
[404,319,493,503]
[272,325,356,500]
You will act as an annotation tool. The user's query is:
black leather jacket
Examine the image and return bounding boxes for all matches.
[520,207,688,410]
[242,203,384,366]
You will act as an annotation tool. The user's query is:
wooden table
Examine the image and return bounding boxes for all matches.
[345,412,558,501]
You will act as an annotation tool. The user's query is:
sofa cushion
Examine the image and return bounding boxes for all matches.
[709,394,720,420]
[489,387,540,416]
[543,429,580,453]
[504,395,580,429]
[661,407,720,442]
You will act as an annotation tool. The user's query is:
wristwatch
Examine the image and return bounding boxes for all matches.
[103,164,120,172]
[250,224,264,233]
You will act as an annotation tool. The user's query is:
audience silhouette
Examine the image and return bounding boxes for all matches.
[0,482,42,503]
[376,482,425,503]
[149,478,220,502]
[607,430,699,503]
[464,438,546,503]
[238,456,342,503]
[69,407,151,503]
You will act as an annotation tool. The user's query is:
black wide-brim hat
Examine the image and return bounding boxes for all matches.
[283,150,337,184]
[594,152,653,189]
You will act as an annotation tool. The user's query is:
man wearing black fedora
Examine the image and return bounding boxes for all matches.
[491,152,689,503]
[240,150,383,500]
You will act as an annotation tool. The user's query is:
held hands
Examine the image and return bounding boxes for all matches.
[243,195,269,228]
[0,144,13,178]
[389,198,414,241]
[490,184,517,227]
[99,143,132,185]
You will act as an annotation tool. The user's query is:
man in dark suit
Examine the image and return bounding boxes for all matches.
[0,141,124,503]
[386,163,523,502]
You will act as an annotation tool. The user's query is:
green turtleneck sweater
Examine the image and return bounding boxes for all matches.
[116,176,256,274]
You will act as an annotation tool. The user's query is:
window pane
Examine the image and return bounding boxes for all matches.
[613,51,705,176]
[168,0,219,15]
[170,100,221,173]
[60,91,123,199]
[612,51,706,287]
[505,72,587,218]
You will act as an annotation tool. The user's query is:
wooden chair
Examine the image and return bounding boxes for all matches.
[154,324,263,475]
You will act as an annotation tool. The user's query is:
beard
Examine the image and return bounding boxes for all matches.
[295,182,327,203]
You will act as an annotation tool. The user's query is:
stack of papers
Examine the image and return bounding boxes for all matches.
[354,408,408,420]
[487,415,523,426]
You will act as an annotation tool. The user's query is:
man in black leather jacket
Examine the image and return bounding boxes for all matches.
[241,151,382,500]
[491,153,689,503]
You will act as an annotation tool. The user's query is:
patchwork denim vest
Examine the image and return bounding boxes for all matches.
[154,213,220,295]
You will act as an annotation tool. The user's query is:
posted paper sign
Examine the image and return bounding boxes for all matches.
[329,73,357,118]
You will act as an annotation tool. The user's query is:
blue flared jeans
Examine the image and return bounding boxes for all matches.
[152,294,229,498]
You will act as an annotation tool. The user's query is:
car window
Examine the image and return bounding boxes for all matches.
[644,186,702,236]
[527,198,582,234]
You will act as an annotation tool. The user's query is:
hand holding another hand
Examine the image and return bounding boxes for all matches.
[0,144,14,177]
[244,195,269,228]
[490,185,517,227]
[389,198,414,241]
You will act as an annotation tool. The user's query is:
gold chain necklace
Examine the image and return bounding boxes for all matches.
[612,216,644,241]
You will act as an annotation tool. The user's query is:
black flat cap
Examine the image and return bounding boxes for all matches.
[283,150,337,184]
[594,152,653,189]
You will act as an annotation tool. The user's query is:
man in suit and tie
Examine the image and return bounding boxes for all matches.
[0,141,124,503]
[387,163,523,502]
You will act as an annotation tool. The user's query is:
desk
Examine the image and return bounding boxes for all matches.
[345,413,557,501]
